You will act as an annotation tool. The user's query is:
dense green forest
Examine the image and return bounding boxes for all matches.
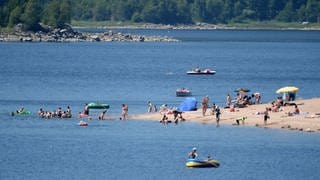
[1,0,320,31]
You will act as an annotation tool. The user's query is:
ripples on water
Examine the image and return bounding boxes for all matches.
[1,29,320,180]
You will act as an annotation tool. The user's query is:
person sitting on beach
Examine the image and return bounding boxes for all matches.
[271,101,281,112]
[188,147,198,159]
[294,105,300,114]
[229,105,235,112]
[288,105,300,116]
[160,114,169,124]
[173,110,185,124]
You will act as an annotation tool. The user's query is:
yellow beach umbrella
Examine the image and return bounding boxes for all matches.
[276,86,299,94]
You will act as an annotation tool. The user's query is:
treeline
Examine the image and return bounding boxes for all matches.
[0,0,72,31]
[1,0,320,31]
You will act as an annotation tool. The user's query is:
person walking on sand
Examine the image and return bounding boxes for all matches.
[202,95,209,116]
[264,107,269,125]
[121,104,128,120]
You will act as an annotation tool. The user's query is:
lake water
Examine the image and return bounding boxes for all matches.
[1,29,320,180]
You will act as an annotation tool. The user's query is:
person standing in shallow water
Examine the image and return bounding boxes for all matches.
[264,107,269,125]
[121,104,128,120]
[215,106,221,127]
[147,101,152,113]
[202,95,209,116]
[84,103,89,115]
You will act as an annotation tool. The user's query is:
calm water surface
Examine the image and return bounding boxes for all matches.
[1,29,320,180]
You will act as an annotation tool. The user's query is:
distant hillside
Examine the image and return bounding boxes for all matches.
[1,0,319,31]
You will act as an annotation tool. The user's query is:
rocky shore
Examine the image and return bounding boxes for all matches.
[0,24,179,42]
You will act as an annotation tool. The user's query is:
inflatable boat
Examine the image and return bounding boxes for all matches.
[11,110,32,116]
[87,102,109,109]
[186,159,220,168]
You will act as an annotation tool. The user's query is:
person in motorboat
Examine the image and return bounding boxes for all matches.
[188,147,198,159]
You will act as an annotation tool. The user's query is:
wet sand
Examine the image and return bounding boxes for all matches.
[131,98,320,133]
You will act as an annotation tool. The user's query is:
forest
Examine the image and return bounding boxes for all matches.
[1,0,320,31]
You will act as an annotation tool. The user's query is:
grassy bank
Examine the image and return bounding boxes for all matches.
[226,20,320,30]
[71,20,320,30]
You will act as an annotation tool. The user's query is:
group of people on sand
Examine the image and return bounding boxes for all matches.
[160,109,186,124]
[227,92,261,109]
[38,106,72,119]
[262,96,300,125]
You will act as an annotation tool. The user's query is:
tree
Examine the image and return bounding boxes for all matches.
[21,0,41,31]
[191,0,206,22]
[43,0,72,28]
[277,0,297,22]
[43,1,60,28]
[204,0,223,23]
[58,0,72,26]
[8,6,22,27]
[305,0,320,22]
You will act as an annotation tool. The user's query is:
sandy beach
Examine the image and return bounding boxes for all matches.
[131,98,320,133]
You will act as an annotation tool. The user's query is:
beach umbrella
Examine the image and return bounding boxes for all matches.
[276,86,299,94]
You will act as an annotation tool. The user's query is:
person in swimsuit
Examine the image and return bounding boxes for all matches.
[188,147,198,159]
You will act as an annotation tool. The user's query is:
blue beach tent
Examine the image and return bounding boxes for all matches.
[178,97,197,111]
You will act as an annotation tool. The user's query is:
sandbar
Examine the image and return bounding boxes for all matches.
[131,98,320,133]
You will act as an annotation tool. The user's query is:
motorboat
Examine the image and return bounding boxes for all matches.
[186,68,216,75]
[186,158,220,168]
[176,88,192,97]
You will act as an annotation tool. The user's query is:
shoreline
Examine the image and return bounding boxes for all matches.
[131,98,320,133]
[71,22,320,31]
[0,24,179,42]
